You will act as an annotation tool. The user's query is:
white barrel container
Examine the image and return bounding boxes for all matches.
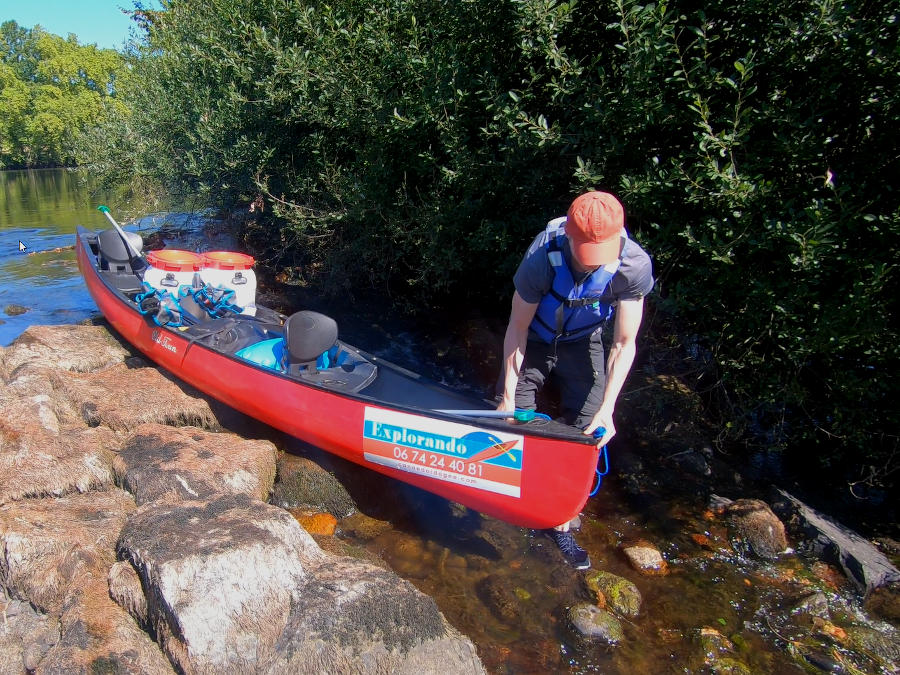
[201,251,257,315]
[143,250,203,293]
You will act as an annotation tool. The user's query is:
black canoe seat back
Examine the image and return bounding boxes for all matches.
[97,229,145,292]
[283,310,377,392]
[98,229,143,271]
[285,311,338,371]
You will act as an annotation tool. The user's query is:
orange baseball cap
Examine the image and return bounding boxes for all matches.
[564,191,625,266]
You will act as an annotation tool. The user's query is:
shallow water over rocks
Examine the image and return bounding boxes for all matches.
[272,432,900,674]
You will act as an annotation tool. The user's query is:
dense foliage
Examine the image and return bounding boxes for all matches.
[0,21,125,168]
[78,0,898,491]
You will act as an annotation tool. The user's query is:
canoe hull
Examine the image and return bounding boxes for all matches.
[76,229,599,528]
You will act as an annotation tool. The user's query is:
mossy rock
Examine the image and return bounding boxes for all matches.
[584,570,642,618]
[271,454,355,517]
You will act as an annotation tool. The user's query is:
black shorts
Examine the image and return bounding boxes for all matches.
[514,334,606,429]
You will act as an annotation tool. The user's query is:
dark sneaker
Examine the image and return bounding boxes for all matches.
[547,530,591,570]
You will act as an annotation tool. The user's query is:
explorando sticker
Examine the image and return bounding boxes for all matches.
[362,407,524,497]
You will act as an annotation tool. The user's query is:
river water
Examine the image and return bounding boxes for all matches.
[0,169,177,345]
[2,168,897,674]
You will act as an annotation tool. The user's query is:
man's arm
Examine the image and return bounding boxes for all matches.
[584,297,645,442]
[497,291,539,411]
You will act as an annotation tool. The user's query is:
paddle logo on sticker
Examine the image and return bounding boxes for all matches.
[362,407,524,497]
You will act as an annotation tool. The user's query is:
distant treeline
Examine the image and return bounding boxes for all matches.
[0,20,124,168]
[74,0,899,493]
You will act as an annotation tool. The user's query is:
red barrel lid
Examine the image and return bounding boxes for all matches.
[202,251,256,270]
[146,249,203,272]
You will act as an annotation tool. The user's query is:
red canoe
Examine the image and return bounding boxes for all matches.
[76,224,601,528]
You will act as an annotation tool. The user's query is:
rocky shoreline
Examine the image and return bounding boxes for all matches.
[2,323,899,674]
[0,324,484,673]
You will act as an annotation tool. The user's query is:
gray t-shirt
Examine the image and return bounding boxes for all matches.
[513,223,654,337]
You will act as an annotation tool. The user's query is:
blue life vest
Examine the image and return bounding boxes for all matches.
[529,218,623,343]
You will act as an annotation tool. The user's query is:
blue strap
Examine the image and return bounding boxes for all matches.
[588,445,610,497]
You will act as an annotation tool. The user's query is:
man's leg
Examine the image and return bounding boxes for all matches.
[554,335,606,429]
[514,339,556,411]
[538,335,604,569]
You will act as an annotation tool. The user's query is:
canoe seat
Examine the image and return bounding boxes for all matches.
[236,310,377,393]
[97,229,143,273]
[96,229,146,293]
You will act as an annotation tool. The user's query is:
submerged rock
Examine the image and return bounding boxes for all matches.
[789,591,831,619]
[697,628,752,674]
[338,510,394,541]
[722,498,788,560]
[477,574,524,623]
[568,603,624,644]
[289,509,338,535]
[271,453,356,517]
[865,582,900,625]
[846,624,900,672]
[622,542,669,575]
[584,570,642,618]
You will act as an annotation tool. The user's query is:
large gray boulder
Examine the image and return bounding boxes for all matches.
[116,494,314,674]
[116,493,484,674]
[269,556,485,674]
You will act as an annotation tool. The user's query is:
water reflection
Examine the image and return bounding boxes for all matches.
[0,168,177,345]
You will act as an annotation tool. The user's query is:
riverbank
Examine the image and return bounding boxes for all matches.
[0,324,484,673]
[2,322,899,673]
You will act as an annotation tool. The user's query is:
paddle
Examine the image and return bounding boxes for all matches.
[435,409,551,422]
[438,409,608,445]
[97,205,146,274]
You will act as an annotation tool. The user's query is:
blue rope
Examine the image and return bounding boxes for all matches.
[589,444,610,497]
[135,283,183,327]
[179,283,242,317]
